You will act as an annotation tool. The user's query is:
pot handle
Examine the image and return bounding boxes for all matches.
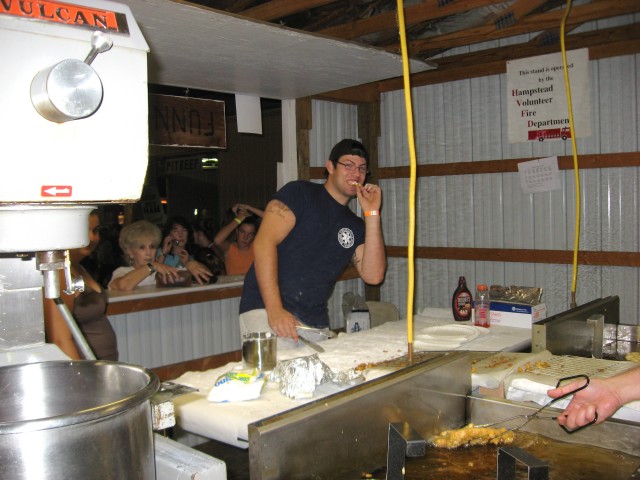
[84,31,113,65]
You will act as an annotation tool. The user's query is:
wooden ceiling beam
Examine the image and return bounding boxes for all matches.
[238,0,339,22]
[392,23,640,89]
[318,23,640,102]
[318,0,507,40]
[483,0,551,30]
[400,0,640,57]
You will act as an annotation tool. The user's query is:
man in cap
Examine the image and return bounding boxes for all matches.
[239,139,386,341]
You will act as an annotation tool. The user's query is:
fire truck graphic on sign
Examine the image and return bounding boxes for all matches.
[528,127,571,142]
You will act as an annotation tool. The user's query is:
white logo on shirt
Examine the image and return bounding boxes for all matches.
[338,228,355,248]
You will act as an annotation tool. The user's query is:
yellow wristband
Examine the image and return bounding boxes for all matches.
[234,217,243,225]
[364,210,379,217]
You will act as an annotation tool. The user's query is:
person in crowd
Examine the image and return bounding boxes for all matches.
[109,220,183,291]
[87,222,122,288]
[43,210,118,360]
[547,367,640,430]
[156,215,213,284]
[239,139,386,342]
[192,217,216,253]
[210,204,264,275]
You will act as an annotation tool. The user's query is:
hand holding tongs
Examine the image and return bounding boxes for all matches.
[477,374,597,434]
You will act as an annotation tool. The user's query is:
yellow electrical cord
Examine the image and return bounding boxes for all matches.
[560,0,581,308]
[396,0,418,362]
[394,0,581,345]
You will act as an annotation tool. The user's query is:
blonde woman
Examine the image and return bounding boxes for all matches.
[109,220,181,291]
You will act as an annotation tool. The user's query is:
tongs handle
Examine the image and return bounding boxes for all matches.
[549,374,598,433]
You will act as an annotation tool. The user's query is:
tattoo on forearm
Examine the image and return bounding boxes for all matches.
[352,252,361,266]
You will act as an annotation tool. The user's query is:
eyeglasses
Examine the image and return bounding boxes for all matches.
[336,161,370,175]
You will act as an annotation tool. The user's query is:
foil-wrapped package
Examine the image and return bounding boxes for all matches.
[270,354,363,399]
[489,285,543,305]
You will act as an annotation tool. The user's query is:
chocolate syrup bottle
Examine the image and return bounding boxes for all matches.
[452,276,473,322]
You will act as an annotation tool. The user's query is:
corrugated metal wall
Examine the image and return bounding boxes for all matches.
[309,101,367,328]
[313,27,639,324]
[111,298,241,368]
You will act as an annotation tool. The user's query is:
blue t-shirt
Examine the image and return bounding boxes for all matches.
[161,253,184,268]
[240,181,365,328]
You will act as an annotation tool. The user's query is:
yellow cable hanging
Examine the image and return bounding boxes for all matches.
[560,0,581,308]
[396,0,418,362]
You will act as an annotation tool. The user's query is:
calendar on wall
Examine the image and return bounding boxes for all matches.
[517,156,561,194]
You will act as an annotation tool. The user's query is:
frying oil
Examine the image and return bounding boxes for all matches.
[400,432,640,480]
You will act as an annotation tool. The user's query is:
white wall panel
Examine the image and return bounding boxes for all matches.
[309,100,365,326]
[311,47,640,325]
[110,297,241,369]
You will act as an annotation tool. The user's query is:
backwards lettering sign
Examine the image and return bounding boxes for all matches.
[149,94,226,149]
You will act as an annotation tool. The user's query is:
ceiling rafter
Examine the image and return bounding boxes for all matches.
[179,0,639,102]
[238,0,339,22]
[318,0,509,40]
[400,0,640,58]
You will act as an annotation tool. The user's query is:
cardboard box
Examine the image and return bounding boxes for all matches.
[488,301,547,329]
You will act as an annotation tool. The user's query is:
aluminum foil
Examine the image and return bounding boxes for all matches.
[269,354,363,399]
[489,285,543,305]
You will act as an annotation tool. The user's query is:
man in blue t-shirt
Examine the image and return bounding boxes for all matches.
[239,139,386,341]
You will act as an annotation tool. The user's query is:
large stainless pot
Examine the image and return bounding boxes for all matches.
[0,361,159,479]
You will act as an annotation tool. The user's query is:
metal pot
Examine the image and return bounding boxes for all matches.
[30,58,104,123]
[30,31,113,123]
[0,361,160,479]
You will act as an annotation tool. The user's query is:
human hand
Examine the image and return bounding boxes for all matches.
[185,260,212,285]
[153,263,181,284]
[161,236,174,256]
[356,183,382,213]
[177,248,190,265]
[547,377,620,430]
[267,307,300,340]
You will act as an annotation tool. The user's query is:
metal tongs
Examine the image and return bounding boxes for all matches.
[295,325,338,339]
[295,325,337,353]
[477,374,597,434]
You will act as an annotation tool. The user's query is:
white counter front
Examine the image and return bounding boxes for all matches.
[107,275,246,369]
[172,308,531,448]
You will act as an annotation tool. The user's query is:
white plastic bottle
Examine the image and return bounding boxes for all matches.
[474,284,491,328]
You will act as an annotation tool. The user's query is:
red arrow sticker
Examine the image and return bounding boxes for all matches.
[41,186,73,197]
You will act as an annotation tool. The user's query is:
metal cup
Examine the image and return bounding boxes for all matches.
[242,332,277,371]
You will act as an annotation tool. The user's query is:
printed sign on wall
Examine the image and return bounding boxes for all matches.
[507,49,591,143]
[517,156,561,194]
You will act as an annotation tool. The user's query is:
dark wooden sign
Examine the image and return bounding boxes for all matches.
[149,94,226,149]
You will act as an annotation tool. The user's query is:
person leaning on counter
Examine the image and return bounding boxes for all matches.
[109,220,183,291]
[239,138,386,342]
[156,215,213,284]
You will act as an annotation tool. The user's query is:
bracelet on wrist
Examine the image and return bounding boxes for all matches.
[147,263,156,276]
[364,210,379,217]
[234,217,243,225]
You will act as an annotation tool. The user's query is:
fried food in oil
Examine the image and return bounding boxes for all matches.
[432,424,515,449]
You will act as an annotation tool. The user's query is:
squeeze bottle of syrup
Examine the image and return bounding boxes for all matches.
[452,276,473,322]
